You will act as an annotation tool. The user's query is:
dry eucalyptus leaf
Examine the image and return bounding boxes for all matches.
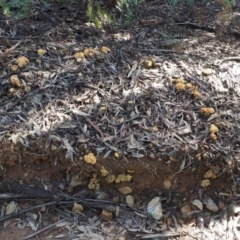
[191,199,203,210]
[203,196,219,212]
[6,201,17,215]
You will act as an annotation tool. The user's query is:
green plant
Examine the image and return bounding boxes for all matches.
[0,0,76,19]
[0,0,34,18]
[87,0,113,28]
[186,0,195,6]
[116,0,141,23]
[168,0,178,11]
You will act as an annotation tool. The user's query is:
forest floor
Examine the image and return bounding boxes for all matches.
[0,0,240,239]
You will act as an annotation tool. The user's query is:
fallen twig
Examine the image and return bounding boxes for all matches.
[22,219,65,240]
[0,40,22,60]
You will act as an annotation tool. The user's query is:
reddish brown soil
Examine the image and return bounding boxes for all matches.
[0,141,233,239]
[0,141,231,197]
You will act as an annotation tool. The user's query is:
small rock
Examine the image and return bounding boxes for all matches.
[72,203,84,213]
[181,204,192,216]
[191,199,203,210]
[163,179,171,190]
[101,209,113,221]
[218,200,225,210]
[39,206,46,212]
[126,195,134,207]
[51,144,58,151]
[203,196,218,212]
[202,68,212,76]
[147,197,162,220]
[118,186,132,195]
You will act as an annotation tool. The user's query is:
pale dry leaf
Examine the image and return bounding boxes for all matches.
[103,150,112,158]
[71,109,90,116]
[10,134,19,144]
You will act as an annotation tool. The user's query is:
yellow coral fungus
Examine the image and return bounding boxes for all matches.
[10,64,18,72]
[144,59,155,69]
[173,78,185,84]
[115,174,132,183]
[101,46,110,54]
[186,83,194,89]
[201,179,210,187]
[37,49,46,56]
[99,106,107,111]
[191,88,201,99]
[204,169,217,179]
[210,133,217,141]
[84,153,97,165]
[210,124,219,133]
[106,174,116,183]
[101,166,109,177]
[74,52,85,59]
[84,48,95,57]
[10,75,22,88]
[88,174,100,190]
[175,82,186,91]
[200,107,215,116]
[16,56,29,68]
[114,152,120,158]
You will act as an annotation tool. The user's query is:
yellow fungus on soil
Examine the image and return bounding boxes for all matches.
[201,179,210,187]
[210,124,219,133]
[101,166,109,177]
[200,107,215,116]
[144,59,155,69]
[37,49,46,56]
[88,174,100,190]
[10,75,22,88]
[101,46,110,54]
[191,88,201,99]
[172,78,185,84]
[106,174,116,183]
[186,83,194,89]
[175,82,186,91]
[74,52,85,59]
[84,153,97,165]
[210,133,217,141]
[99,106,107,111]
[204,170,217,179]
[115,174,132,183]
[16,56,29,68]
[10,64,18,72]
[84,48,95,57]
